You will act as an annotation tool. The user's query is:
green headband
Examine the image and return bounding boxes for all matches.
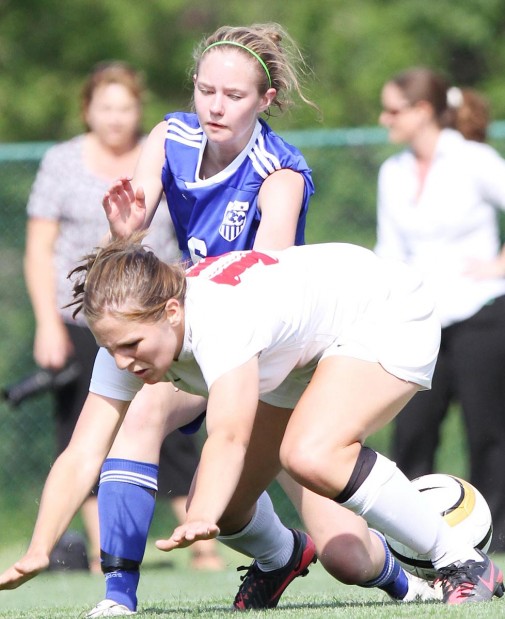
[202,41,272,88]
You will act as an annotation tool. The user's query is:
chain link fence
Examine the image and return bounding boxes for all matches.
[2,125,504,538]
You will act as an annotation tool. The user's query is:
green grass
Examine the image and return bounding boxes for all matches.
[0,405,481,618]
[0,543,504,618]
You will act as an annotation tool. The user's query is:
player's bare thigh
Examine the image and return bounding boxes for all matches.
[280,356,419,496]
[107,382,207,463]
[278,470,384,583]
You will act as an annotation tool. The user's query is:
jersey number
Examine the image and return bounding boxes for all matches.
[187,236,208,264]
[187,251,278,286]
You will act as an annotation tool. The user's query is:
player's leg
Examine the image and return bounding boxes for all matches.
[278,470,380,582]
[278,470,439,602]
[217,401,436,608]
[211,403,316,610]
[94,384,207,615]
[280,355,503,604]
[92,395,308,615]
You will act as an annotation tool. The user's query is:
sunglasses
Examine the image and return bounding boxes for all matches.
[381,103,413,116]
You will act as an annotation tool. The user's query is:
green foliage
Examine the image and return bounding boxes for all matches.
[2,0,505,139]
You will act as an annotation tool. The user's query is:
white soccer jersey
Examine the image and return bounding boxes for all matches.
[90,244,440,408]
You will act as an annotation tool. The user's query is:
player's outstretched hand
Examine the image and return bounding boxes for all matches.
[155,521,220,552]
[0,552,49,590]
[102,177,147,239]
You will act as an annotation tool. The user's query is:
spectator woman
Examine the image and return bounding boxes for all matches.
[375,67,505,552]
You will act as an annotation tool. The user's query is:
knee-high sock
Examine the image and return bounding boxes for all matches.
[337,451,480,568]
[218,491,294,571]
[98,458,158,611]
[361,530,408,599]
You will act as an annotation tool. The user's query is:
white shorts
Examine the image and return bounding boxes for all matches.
[262,262,441,410]
[322,265,441,390]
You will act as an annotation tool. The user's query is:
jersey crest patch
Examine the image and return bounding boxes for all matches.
[219,201,249,241]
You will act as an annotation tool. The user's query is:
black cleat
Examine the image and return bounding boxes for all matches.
[233,529,317,610]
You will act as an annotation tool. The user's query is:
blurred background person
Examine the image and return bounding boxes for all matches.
[375,66,505,552]
[24,60,221,573]
[446,86,490,143]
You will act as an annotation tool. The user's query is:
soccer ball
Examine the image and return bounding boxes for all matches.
[385,473,493,580]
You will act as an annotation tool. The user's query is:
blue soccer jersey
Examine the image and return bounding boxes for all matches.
[161,112,314,263]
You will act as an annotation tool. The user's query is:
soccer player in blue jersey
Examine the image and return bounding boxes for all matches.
[0,24,438,616]
[96,23,438,616]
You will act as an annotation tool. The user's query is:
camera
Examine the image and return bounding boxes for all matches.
[2,361,81,407]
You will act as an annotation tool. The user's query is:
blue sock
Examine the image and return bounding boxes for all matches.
[361,529,408,600]
[98,458,158,611]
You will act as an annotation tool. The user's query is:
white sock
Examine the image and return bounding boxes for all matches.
[217,491,294,571]
[341,452,481,567]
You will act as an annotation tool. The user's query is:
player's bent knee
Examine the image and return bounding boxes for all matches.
[279,441,329,489]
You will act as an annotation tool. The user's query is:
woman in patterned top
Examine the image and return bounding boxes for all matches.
[23,60,181,574]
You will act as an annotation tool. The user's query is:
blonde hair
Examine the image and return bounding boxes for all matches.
[68,233,186,324]
[192,23,318,116]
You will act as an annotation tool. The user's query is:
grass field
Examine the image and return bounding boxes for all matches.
[0,406,488,618]
[0,541,504,618]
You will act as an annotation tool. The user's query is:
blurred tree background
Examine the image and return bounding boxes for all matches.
[1,0,505,140]
[0,0,503,541]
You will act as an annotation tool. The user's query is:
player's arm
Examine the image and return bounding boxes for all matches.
[0,392,130,590]
[253,168,305,250]
[156,357,260,550]
[102,121,166,239]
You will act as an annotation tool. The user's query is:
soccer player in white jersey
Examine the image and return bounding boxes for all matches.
[0,237,502,608]
[84,24,436,616]
[6,25,436,616]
